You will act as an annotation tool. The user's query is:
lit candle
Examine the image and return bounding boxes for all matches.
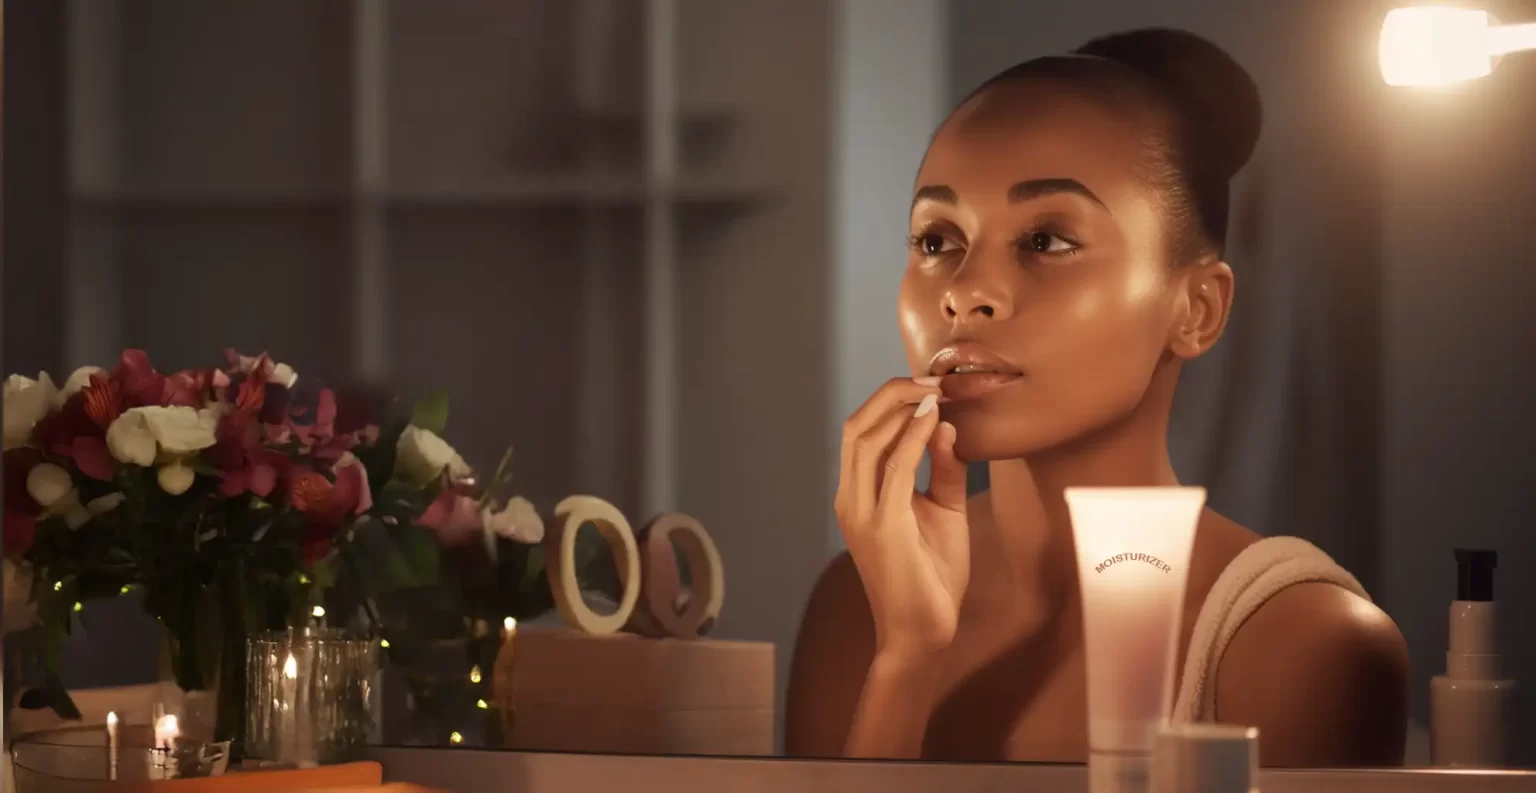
[281,653,299,764]
[105,711,119,781]
[146,713,178,779]
[491,617,519,742]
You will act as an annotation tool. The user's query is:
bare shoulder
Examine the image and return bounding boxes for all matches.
[1217,580,1410,766]
[784,551,875,757]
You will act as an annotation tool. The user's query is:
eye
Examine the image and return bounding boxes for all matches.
[909,232,961,258]
[1021,231,1079,255]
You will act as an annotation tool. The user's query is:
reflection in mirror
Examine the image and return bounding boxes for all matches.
[2,0,1533,786]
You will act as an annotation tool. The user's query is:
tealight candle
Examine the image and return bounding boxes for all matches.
[105,711,119,781]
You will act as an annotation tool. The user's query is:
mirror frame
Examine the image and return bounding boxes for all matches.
[366,747,1536,793]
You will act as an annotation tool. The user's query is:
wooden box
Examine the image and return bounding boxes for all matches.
[502,628,774,757]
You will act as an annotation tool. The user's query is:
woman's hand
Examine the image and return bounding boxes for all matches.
[834,377,971,659]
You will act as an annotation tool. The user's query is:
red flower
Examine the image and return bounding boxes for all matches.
[112,349,167,408]
[31,393,114,480]
[289,457,373,565]
[163,368,229,408]
[82,373,124,428]
[211,414,289,498]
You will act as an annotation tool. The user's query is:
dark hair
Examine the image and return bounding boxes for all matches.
[965,28,1262,260]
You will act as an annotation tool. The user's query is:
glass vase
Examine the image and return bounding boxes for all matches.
[244,629,378,767]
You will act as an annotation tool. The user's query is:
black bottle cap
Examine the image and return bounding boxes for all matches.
[1454,548,1498,602]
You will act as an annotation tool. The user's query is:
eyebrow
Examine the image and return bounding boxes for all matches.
[910,178,1108,212]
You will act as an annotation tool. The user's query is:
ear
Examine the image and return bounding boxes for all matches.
[1169,261,1234,360]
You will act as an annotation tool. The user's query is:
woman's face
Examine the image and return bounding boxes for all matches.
[900,79,1197,461]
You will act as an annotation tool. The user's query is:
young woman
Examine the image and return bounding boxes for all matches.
[785,28,1409,767]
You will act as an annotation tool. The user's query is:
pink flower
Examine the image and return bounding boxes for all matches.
[163,368,229,408]
[419,489,482,548]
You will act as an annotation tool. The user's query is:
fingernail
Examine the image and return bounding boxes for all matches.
[915,394,938,417]
[913,376,942,386]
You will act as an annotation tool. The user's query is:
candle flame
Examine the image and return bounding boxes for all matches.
[155,714,180,749]
[106,711,118,727]
[283,653,298,679]
[503,616,517,631]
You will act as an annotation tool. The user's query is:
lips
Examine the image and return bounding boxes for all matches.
[928,342,1024,400]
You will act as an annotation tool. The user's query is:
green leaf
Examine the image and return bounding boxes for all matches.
[409,392,450,436]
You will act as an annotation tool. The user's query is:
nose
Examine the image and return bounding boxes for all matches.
[941,260,1015,323]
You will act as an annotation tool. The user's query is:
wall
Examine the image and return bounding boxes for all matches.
[830,0,950,539]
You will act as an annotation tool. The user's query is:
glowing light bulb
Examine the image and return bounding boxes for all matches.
[449,731,464,745]
[119,586,131,595]
[1380,7,1493,86]
[73,602,83,613]
[476,699,489,710]
[52,581,62,592]
[380,639,391,648]
[311,605,326,618]
[469,665,482,684]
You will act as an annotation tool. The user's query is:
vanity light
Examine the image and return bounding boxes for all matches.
[1380,6,1536,85]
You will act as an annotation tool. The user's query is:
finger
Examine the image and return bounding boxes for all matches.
[877,394,941,504]
[848,402,925,523]
[925,421,968,513]
[840,377,942,462]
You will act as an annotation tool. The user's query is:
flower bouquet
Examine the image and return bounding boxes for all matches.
[1,349,563,747]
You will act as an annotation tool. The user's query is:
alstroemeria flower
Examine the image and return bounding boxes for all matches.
[58,366,106,402]
[289,455,373,565]
[4,373,58,450]
[112,349,167,409]
[106,406,218,466]
[163,368,229,408]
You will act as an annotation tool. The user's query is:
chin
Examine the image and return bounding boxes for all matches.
[941,403,1063,462]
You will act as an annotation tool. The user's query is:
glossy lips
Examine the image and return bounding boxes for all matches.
[928,342,1024,400]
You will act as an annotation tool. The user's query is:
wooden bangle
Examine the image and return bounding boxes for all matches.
[545,495,641,636]
[624,512,724,640]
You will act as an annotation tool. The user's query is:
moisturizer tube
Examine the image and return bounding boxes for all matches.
[1066,486,1207,793]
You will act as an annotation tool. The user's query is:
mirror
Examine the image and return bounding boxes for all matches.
[3,0,1532,779]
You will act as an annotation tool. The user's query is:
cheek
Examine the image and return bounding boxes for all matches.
[1026,269,1171,393]
[897,275,942,373]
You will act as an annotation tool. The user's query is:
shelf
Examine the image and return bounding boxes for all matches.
[68,175,777,209]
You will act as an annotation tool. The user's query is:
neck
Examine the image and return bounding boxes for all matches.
[984,372,1181,598]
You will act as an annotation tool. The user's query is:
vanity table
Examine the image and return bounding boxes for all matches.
[365,747,1536,793]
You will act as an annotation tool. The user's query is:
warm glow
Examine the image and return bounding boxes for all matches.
[469,665,483,684]
[380,638,391,648]
[1377,7,1536,86]
[106,711,119,727]
[503,616,517,632]
[155,714,180,749]
[449,731,464,745]
[283,653,298,679]
[476,699,489,710]
[311,605,326,618]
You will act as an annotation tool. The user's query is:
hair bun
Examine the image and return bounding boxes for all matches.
[1075,28,1262,180]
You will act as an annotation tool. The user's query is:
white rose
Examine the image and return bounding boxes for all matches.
[271,362,298,389]
[139,406,218,455]
[87,492,126,515]
[59,366,106,403]
[482,496,544,545]
[4,373,58,450]
[157,462,196,496]
[25,463,75,508]
[106,410,158,466]
[396,426,471,486]
[107,406,217,466]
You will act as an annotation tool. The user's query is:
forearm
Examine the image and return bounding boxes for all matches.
[844,649,948,759]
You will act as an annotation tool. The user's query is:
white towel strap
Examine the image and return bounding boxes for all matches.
[1171,536,1368,723]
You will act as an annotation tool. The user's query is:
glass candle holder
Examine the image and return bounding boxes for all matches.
[10,724,229,791]
[244,628,377,767]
